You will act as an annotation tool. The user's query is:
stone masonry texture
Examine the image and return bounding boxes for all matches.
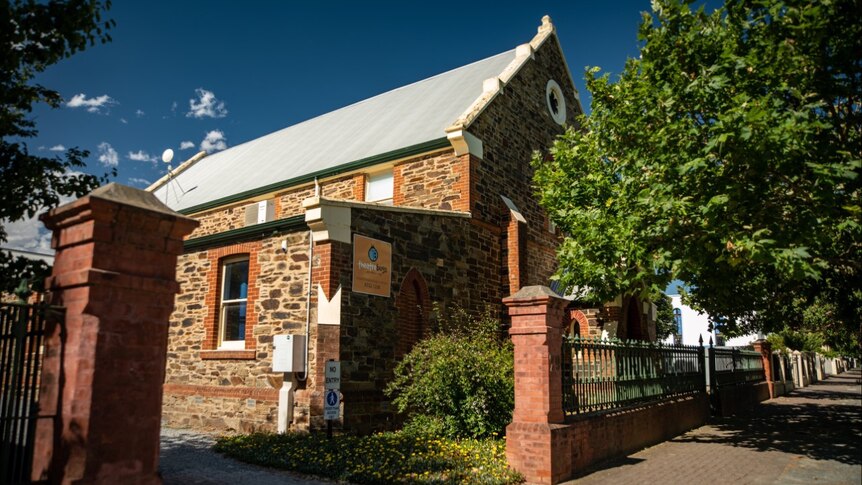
[161,31,586,435]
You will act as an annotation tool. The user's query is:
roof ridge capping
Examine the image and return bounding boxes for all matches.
[446,15,579,135]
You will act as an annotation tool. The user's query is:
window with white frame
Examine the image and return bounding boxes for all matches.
[365,169,393,204]
[219,257,249,349]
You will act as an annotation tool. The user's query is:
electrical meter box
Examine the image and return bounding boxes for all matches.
[272,334,306,372]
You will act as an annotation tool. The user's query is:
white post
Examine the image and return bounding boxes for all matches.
[278,373,297,433]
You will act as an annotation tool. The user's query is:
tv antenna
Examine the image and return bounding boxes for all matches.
[161,148,196,204]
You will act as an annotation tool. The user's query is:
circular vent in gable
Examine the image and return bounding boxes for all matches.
[545,79,566,125]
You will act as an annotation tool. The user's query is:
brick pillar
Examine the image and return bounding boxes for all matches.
[503,286,570,484]
[752,340,774,399]
[34,183,198,484]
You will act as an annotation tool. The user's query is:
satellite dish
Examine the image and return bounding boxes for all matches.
[161,148,174,164]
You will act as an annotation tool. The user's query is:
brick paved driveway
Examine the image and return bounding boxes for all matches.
[569,369,861,484]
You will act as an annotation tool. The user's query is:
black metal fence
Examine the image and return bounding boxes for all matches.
[1,302,62,484]
[709,345,765,387]
[562,336,705,416]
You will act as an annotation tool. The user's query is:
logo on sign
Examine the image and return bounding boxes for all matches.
[324,389,340,420]
[352,235,392,297]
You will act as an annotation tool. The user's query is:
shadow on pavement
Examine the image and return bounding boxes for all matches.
[673,373,862,466]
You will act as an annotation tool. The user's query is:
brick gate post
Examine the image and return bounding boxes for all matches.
[33,183,198,484]
[752,339,774,399]
[503,286,570,484]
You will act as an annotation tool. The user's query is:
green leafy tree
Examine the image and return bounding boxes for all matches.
[534,0,860,339]
[385,308,514,439]
[1,0,115,294]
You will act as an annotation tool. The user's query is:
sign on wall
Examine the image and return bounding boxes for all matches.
[352,234,392,297]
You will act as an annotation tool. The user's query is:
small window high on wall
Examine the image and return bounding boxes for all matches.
[366,169,393,204]
[219,257,249,350]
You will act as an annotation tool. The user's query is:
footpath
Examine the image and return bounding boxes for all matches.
[571,368,862,484]
[159,369,860,484]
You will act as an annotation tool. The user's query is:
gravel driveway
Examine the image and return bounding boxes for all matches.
[159,428,338,485]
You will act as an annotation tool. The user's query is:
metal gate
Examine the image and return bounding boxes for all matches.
[1,302,62,484]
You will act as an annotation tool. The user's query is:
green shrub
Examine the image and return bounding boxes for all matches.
[385,307,514,439]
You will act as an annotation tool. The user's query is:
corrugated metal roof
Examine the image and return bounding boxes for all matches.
[153,49,517,212]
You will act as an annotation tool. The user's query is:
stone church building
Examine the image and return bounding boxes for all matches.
[151,16,656,434]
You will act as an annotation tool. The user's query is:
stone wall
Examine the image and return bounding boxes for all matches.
[184,149,469,241]
[468,33,582,288]
[333,203,502,433]
[394,150,468,211]
[162,231,312,433]
[162,33,585,437]
[189,201,249,238]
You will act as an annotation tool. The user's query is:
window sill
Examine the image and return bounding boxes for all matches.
[200,350,256,360]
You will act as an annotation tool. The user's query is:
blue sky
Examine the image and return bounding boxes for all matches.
[9,0,707,253]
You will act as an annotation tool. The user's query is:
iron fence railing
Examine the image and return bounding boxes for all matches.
[1,302,63,485]
[562,336,705,416]
[709,346,764,387]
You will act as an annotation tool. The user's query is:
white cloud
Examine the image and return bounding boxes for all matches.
[97,142,119,167]
[127,177,151,187]
[127,150,157,164]
[179,140,195,150]
[49,144,66,152]
[66,93,117,113]
[3,184,76,253]
[3,215,53,253]
[187,88,227,119]
[120,118,128,124]
[135,109,145,117]
[200,130,227,153]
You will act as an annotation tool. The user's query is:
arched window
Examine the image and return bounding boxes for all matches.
[673,308,682,335]
[395,269,430,359]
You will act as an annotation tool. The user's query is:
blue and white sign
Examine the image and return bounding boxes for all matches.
[324,389,340,420]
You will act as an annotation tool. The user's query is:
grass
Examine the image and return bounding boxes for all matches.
[214,430,524,484]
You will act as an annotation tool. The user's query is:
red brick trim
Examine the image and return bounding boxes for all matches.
[392,164,405,205]
[199,350,256,360]
[506,215,528,296]
[163,383,278,401]
[202,241,261,350]
[353,173,366,201]
[450,153,473,213]
[566,309,589,336]
[395,268,430,359]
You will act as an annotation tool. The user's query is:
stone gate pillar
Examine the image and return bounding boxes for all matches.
[752,340,774,399]
[503,286,570,484]
[33,183,198,484]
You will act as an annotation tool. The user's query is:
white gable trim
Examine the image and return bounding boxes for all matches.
[446,16,557,133]
[447,130,484,158]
